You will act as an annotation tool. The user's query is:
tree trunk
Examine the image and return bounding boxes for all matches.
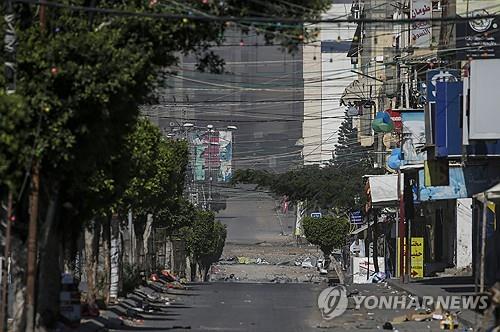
[133,215,145,271]
[101,216,111,304]
[143,214,153,273]
[322,247,345,285]
[109,214,120,301]
[35,190,61,331]
[330,256,346,285]
[84,220,101,306]
[11,235,27,332]
[189,258,197,282]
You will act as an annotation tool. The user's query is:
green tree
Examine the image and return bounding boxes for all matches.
[1,1,332,329]
[232,111,378,212]
[184,210,227,281]
[302,215,350,282]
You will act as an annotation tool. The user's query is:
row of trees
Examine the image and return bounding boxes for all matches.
[0,1,331,330]
[232,113,380,275]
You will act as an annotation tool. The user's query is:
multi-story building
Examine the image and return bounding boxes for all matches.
[302,0,358,165]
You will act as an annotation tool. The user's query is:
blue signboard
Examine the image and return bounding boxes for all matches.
[426,69,460,103]
[418,163,500,201]
[435,81,463,157]
[350,211,363,224]
[418,167,468,201]
[310,212,322,219]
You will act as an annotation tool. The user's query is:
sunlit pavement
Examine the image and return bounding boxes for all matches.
[105,282,450,332]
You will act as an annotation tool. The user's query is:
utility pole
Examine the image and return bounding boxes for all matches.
[207,128,213,211]
[26,3,46,330]
[25,162,40,332]
[0,193,13,332]
[1,0,16,328]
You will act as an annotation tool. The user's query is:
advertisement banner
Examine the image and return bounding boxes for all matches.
[401,111,427,164]
[411,0,432,47]
[190,130,233,183]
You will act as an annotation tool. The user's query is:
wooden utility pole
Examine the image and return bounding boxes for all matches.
[25,162,40,332]
[2,0,16,328]
[0,193,13,332]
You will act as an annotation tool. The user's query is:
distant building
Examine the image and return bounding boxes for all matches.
[302,0,358,165]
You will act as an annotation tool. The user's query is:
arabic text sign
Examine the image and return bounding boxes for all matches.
[411,0,432,47]
[410,237,424,278]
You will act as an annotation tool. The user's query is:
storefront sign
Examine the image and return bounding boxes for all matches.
[411,0,432,47]
[350,211,363,224]
[456,11,500,60]
[396,237,424,278]
[410,237,424,278]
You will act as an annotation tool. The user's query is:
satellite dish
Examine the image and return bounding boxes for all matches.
[346,106,359,116]
[383,133,394,148]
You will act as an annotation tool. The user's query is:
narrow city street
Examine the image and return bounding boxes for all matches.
[94,283,446,332]
[2,0,500,331]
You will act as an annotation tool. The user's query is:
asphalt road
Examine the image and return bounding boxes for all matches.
[215,188,295,244]
[108,282,446,332]
[170,282,323,332]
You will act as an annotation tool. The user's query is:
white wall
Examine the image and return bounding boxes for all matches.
[456,198,473,269]
[302,3,357,164]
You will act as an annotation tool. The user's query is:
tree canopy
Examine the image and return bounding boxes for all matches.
[232,111,379,212]
[302,215,350,255]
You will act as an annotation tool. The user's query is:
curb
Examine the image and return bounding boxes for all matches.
[386,279,477,328]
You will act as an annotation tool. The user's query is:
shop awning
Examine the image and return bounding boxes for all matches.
[368,174,399,207]
[475,182,500,204]
[340,78,371,106]
[350,221,373,235]
[486,182,500,202]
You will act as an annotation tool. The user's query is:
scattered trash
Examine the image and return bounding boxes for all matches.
[432,313,444,320]
[382,322,393,330]
[238,256,255,264]
[439,313,459,330]
[256,257,270,265]
[368,271,387,283]
[301,257,314,268]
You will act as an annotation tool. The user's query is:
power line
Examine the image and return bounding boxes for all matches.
[14,0,500,25]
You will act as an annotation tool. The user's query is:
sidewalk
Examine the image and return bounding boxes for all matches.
[387,276,489,328]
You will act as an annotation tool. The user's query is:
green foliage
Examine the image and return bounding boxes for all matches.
[232,111,380,211]
[122,263,142,295]
[183,210,227,269]
[0,92,30,192]
[118,118,190,231]
[0,0,332,224]
[302,215,350,254]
